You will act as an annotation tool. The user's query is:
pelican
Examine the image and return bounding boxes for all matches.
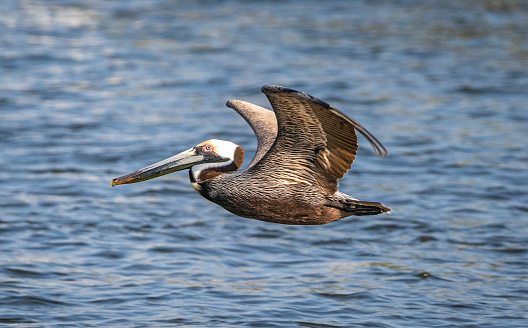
[111,85,391,225]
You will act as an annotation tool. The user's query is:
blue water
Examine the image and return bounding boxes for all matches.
[1,0,527,327]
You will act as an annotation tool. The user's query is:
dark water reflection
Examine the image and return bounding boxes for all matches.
[1,0,527,327]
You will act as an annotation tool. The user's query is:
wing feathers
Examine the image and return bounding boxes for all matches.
[261,85,387,195]
[227,85,388,196]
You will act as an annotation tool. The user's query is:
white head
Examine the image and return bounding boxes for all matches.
[190,139,244,182]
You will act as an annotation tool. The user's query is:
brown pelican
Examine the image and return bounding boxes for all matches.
[111,85,391,225]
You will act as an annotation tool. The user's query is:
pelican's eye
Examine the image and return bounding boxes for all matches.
[202,144,214,153]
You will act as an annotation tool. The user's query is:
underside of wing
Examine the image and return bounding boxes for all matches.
[226,100,278,168]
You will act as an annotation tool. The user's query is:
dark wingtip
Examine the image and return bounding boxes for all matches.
[261,85,332,109]
[225,99,236,109]
[262,85,389,158]
[261,85,284,94]
[262,85,305,95]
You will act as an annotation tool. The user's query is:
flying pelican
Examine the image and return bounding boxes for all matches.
[111,85,391,225]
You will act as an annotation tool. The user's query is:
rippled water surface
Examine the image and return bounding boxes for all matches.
[1,0,528,327]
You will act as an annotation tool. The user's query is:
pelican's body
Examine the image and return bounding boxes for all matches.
[112,85,391,225]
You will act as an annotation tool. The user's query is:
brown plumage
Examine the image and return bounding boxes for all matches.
[112,85,391,225]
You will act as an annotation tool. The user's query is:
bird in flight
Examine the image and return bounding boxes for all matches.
[112,85,391,225]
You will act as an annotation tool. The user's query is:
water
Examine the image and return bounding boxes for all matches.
[1,0,527,327]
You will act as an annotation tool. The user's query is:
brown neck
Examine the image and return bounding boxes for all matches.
[196,161,240,182]
[191,146,244,183]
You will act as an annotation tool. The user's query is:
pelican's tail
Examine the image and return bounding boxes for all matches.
[343,200,391,216]
[325,194,391,216]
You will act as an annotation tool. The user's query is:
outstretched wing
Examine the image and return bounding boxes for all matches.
[256,85,388,195]
[226,100,278,168]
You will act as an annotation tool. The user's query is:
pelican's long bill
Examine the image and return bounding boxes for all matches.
[111,147,229,187]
